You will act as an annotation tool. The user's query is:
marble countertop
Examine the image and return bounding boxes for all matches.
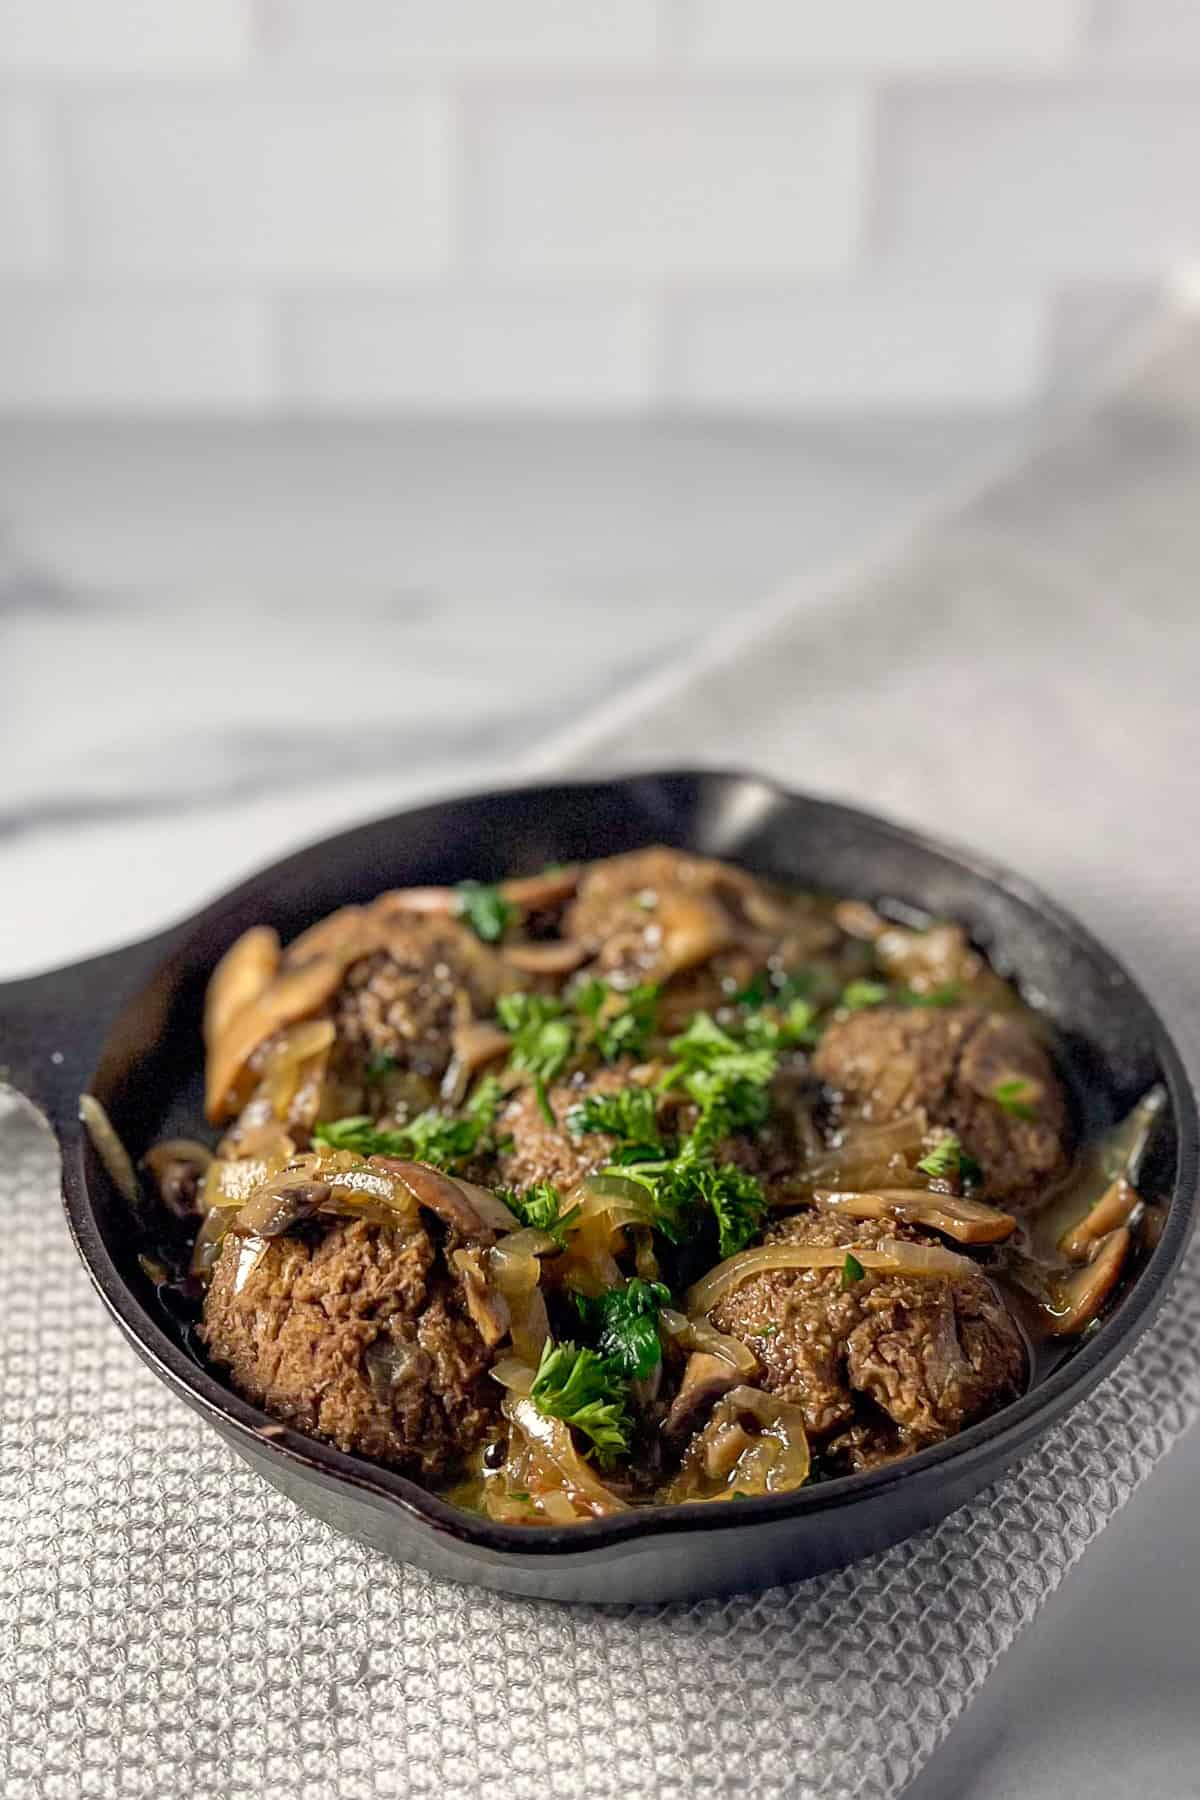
[4,405,1196,1799]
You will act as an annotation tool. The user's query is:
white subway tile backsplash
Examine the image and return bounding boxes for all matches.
[264,0,660,71]
[0,102,58,277]
[0,295,272,409]
[877,88,1200,281]
[68,94,453,280]
[0,0,249,77]
[685,0,1084,73]
[281,293,656,409]
[674,289,1044,410]
[475,92,870,281]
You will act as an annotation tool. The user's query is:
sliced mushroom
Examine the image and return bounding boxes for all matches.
[368,1157,498,1240]
[281,906,370,967]
[451,1247,512,1349]
[656,891,736,977]
[79,1094,142,1211]
[204,926,281,1048]
[143,1138,213,1219]
[440,1020,513,1104]
[1046,1227,1130,1337]
[500,940,588,976]
[205,956,343,1124]
[1059,1176,1141,1261]
[812,1186,1017,1246]
[500,866,581,910]
[370,886,457,917]
[833,899,888,941]
[232,1177,332,1238]
[663,1353,744,1444]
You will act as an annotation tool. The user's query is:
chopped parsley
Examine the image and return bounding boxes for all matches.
[574,1278,670,1379]
[455,879,516,943]
[565,1084,663,1158]
[662,1011,777,1138]
[497,1180,580,1247]
[741,997,820,1051]
[497,992,575,1126]
[840,1251,866,1290]
[574,979,659,1063]
[900,983,962,1009]
[529,1340,631,1465]
[840,979,889,1011]
[617,1154,766,1258]
[992,1076,1040,1121]
[313,1076,500,1171]
[916,1132,983,1188]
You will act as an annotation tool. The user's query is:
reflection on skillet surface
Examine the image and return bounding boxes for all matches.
[89,848,1166,1526]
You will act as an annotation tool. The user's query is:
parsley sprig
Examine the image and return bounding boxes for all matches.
[992,1076,1040,1121]
[529,1340,631,1465]
[916,1132,983,1188]
[455,880,515,943]
[313,1076,501,1171]
[574,1278,670,1379]
[497,991,575,1126]
[575,979,659,1064]
[495,1180,580,1248]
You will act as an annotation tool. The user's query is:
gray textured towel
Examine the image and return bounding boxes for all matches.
[3,318,1199,1800]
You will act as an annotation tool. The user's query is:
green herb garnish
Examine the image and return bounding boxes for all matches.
[916,1132,983,1188]
[565,1084,663,1157]
[840,980,889,1011]
[313,1076,500,1170]
[574,979,659,1064]
[574,1278,670,1379]
[662,1011,777,1138]
[741,997,820,1051]
[900,983,962,1009]
[992,1076,1040,1121]
[616,1154,766,1258]
[455,880,515,943]
[497,992,575,1126]
[840,1251,866,1289]
[529,1340,631,1465]
[496,1180,580,1247]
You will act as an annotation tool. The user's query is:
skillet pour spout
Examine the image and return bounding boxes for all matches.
[1,769,1195,1605]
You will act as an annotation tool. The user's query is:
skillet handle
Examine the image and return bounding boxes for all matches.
[0,929,182,1136]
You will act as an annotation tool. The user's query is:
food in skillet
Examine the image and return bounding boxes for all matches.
[123,849,1164,1524]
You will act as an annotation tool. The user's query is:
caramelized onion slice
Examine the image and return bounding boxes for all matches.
[205,956,342,1124]
[79,1094,141,1211]
[504,1395,628,1517]
[204,926,280,1048]
[663,1386,810,1504]
[440,1021,512,1104]
[281,906,369,967]
[660,1308,759,1376]
[687,1236,977,1315]
[1045,1227,1130,1336]
[812,1187,1016,1246]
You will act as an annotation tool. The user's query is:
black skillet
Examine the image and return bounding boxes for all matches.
[1,770,1194,1604]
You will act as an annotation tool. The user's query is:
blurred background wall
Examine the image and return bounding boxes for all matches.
[0,0,1193,417]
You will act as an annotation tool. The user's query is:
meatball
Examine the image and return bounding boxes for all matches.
[710,1212,1025,1459]
[813,1006,1068,1206]
[332,915,509,1083]
[564,845,835,1002]
[495,1063,650,1194]
[201,1214,498,1479]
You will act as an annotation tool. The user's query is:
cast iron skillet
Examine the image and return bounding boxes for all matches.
[1,770,1195,1605]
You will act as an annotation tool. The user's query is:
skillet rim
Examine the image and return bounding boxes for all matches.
[55,768,1200,1559]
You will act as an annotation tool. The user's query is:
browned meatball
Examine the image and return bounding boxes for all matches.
[332,915,509,1083]
[201,1215,498,1479]
[709,1212,1025,1455]
[813,1006,1068,1206]
[495,1063,651,1194]
[564,845,835,1001]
